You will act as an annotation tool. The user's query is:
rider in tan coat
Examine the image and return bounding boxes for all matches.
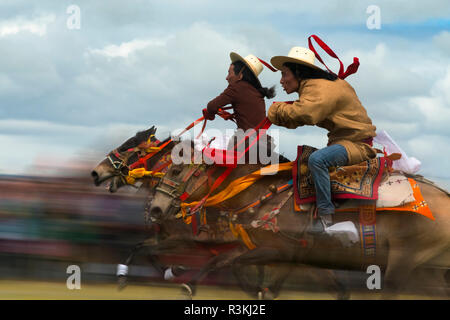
[268,76,377,165]
[268,46,377,233]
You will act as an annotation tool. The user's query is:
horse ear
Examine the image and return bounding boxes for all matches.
[142,126,157,143]
[148,126,157,138]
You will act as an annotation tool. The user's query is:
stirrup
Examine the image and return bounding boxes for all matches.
[307,217,327,235]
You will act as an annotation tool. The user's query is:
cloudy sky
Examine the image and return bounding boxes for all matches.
[0,0,449,188]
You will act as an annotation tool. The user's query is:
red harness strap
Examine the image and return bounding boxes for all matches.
[233,117,272,152]
[308,34,360,79]
[129,112,215,170]
[202,117,272,167]
[151,160,171,173]
[129,139,172,170]
[189,166,234,214]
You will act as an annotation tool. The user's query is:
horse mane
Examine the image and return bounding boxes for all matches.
[117,137,139,152]
[117,126,156,152]
[158,136,173,147]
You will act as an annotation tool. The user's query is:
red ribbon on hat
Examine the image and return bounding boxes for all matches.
[308,34,360,79]
[257,58,277,72]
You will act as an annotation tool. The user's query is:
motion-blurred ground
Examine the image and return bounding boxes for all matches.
[0,280,444,300]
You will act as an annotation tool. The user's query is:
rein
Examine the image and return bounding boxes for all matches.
[127,107,235,174]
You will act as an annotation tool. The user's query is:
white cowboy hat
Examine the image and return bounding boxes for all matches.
[229,52,264,84]
[270,47,322,71]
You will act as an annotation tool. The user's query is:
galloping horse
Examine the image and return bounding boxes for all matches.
[91,127,258,297]
[148,140,450,298]
[91,127,351,299]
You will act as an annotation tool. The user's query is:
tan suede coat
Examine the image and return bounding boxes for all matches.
[268,78,377,164]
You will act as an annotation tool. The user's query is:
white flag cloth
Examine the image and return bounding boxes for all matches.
[193,132,233,152]
[373,130,421,174]
[325,222,359,247]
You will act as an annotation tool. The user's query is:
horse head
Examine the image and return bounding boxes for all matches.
[91,126,158,192]
[148,139,271,222]
[148,140,211,221]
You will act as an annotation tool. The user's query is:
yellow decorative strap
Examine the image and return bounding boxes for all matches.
[126,168,166,185]
[180,162,293,211]
[144,146,162,153]
[229,222,256,250]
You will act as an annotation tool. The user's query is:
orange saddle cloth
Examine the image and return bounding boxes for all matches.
[294,176,434,221]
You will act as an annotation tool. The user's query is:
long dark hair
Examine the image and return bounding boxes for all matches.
[284,62,338,82]
[232,61,276,99]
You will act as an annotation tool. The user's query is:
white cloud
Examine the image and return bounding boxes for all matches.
[405,134,450,188]
[88,38,170,59]
[375,121,419,138]
[433,31,450,54]
[409,66,450,134]
[344,43,433,104]
[0,14,56,37]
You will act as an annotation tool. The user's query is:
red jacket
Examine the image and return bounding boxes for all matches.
[207,80,266,131]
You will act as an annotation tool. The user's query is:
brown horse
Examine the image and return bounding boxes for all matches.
[149,140,450,298]
[92,129,351,299]
[91,127,265,297]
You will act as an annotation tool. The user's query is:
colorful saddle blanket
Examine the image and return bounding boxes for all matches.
[293,145,386,205]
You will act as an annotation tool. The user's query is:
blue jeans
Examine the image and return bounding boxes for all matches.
[308,144,348,216]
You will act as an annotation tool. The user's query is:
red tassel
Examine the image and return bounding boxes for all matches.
[308,34,360,79]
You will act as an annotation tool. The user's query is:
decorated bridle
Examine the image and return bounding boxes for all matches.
[106,149,132,186]
[103,132,166,185]
[154,162,210,219]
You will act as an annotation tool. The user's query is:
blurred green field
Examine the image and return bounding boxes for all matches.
[0,280,445,300]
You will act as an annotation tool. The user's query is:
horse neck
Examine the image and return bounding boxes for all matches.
[222,167,292,211]
[210,162,265,193]
[202,161,291,210]
[145,138,174,169]
[211,149,291,193]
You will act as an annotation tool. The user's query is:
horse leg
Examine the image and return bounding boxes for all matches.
[422,268,450,299]
[383,237,449,299]
[313,269,351,300]
[263,264,293,300]
[333,270,351,300]
[232,247,289,299]
[118,239,191,291]
[382,247,417,299]
[179,246,247,300]
[117,241,148,291]
[409,267,450,299]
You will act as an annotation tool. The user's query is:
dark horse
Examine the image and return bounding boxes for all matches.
[91,127,263,298]
[149,140,450,299]
[92,127,350,299]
